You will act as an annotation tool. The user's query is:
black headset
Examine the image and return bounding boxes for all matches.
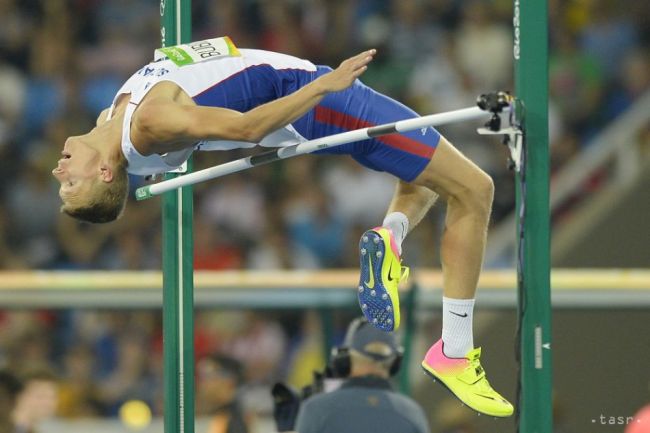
[329,317,404,378]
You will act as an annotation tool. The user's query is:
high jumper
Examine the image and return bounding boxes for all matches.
[52,37,513,417]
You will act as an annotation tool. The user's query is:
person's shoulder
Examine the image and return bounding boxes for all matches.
[386,393,430,432]
[301,388,430,433]
[387,390,420,405]
[302,385,391,412]
[301,389,340,409]
[387,392,426,413]
[300,386,364,416]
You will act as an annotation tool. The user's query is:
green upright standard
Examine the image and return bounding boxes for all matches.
[160,1,195,432]
[514,0,552,432]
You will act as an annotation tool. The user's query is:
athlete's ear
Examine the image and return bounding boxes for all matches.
[99,163,114,183]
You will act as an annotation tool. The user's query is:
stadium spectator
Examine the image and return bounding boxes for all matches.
[197,354,251,433]
[292,317,430,433]
[12,367,59,433]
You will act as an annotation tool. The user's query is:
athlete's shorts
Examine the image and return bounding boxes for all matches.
[292,66,441,182]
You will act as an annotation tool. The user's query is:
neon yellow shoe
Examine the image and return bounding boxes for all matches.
[357,227,409,332]
[421,339,514,417]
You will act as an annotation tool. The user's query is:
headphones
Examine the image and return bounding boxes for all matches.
[329,317,404,378]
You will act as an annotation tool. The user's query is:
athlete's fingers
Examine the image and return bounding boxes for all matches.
[351,49,375,68]
[353,65,368,77]
[319,49,375,92]
[341,49,375,70]
[356,49,376,59]
[353,56,373,70]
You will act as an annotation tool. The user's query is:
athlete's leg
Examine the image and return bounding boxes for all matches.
[411,137,494,300]
[316,79,511,417]
[305,81,443,331]
[377,181,438,258]
[296,71,511,415]
[386,181,438,231]
[411,138,513,417]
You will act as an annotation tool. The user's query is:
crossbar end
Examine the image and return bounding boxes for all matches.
[135,186,154,201]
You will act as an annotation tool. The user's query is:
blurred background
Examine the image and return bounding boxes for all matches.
[0,0,649,432]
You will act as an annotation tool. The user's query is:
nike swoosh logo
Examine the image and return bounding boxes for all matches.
[387,261,398,282]
[473,392,508,405]
[475,393,498,401]
[364,256,375,288]
[449,311,468,318]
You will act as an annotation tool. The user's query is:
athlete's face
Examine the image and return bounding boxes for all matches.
[51,136,101,202]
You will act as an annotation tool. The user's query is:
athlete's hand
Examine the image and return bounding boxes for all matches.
[315,49,376,93]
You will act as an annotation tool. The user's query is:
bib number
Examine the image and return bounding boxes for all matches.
[155,36,241,66]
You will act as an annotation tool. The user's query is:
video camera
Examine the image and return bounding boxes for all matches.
[271,367,334,432]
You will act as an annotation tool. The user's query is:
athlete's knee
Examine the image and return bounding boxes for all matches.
[475,170,495,210]
[413,138,494,216]
[429,163,493,217]
[459,169,494,216]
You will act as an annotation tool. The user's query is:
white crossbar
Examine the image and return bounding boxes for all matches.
[136,105,491,200]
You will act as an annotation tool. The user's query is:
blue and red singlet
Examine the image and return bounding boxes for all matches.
[110,47,440,180]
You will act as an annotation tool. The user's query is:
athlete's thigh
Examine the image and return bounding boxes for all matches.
[312,80,442,182]
[412,137,492,200]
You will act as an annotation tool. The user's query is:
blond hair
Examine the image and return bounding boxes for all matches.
[61,164,129,224]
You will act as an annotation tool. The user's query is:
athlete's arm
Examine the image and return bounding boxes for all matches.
[133,49,375,155]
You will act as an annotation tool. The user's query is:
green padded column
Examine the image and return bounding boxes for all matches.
[513,0,552,431]
[160,1,194,433]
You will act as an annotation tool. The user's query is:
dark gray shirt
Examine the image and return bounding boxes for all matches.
[295,376,430,433]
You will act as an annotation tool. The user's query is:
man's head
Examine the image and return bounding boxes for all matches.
[330,317,403,379]
[197,354,244,409]
[52,133,128,223]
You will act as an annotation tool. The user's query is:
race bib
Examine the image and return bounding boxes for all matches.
[155,36,241,66]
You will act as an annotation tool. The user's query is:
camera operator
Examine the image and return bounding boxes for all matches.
[274,317,430,433]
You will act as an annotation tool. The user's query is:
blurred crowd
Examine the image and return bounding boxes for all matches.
[0,0,649,428]
[0,308,333,426]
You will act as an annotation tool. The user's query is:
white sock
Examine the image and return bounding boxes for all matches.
[441,296,475,358]
[382,212,409,255]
